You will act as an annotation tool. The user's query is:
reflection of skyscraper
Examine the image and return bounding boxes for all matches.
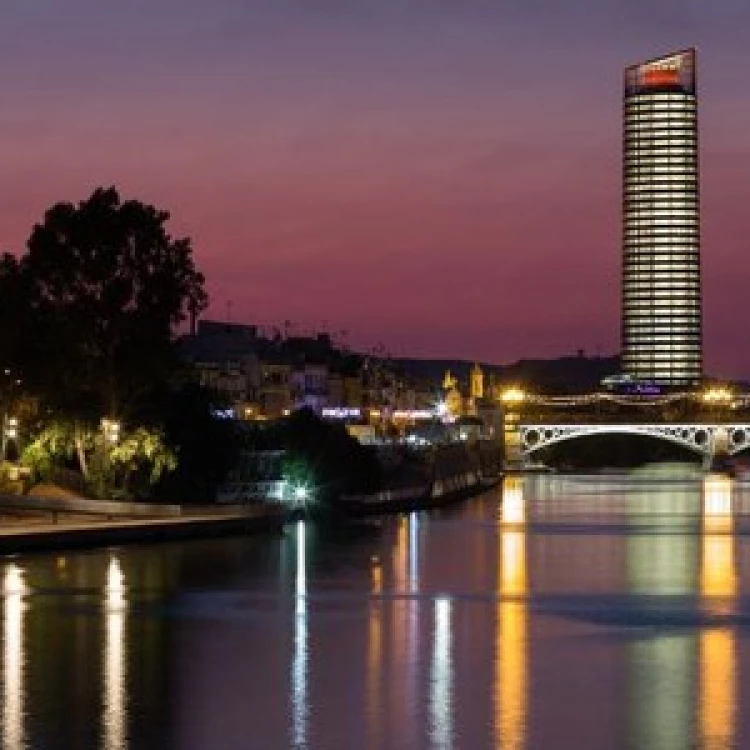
[622,49,702,386]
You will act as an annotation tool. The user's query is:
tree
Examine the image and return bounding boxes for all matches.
[0,253,26,371]
[153,383,244,503]
[21,186,207,421]
[17,187,208,480]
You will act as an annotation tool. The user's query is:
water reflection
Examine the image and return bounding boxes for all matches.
[366,553,383,750]
[429,597,452,750]
[389,513,421,747]
[103,556,127,750]
[291,521,308,748]
[627,479,698,750]
[496,476,528,750]
[2,564,26,750]
[700,475,736,749]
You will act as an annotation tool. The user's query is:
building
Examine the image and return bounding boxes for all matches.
[621,49,702,387]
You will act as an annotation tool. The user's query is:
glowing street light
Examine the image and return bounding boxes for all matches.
[101,418,121,444]
[501,387,527,406]
[4,417,17,441]
[702,387,733,405]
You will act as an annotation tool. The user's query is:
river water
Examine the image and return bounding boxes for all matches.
[2,468,749,749]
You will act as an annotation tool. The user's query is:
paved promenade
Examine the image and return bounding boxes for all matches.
[0,503,285,553]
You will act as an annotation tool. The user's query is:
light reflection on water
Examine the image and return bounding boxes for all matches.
[291,520,308,749]
[496,476,527,750]
[102,557,127,750]
[700,474,736,750]
[3,564,26,750]
[429,596,452,750]
[3,468,750,749]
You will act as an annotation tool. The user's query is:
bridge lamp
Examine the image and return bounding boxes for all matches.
[501,387,526,406]
[702,387,733,405]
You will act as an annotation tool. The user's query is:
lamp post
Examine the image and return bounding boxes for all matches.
[100,418,121,498]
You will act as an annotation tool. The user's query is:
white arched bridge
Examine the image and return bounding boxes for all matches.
[517,423,750,467]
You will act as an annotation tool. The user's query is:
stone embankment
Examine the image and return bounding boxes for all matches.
[0,493,285,554]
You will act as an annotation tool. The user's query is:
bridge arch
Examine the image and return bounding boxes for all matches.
[520,424,717,458]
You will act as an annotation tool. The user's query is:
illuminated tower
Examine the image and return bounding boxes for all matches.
[621,49,702,387]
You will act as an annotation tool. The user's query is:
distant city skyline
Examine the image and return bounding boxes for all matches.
[1,2,750,376]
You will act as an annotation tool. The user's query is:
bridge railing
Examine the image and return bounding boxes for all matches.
[516,413,750,425]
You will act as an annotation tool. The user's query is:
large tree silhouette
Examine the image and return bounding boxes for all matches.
[21,186,207,422]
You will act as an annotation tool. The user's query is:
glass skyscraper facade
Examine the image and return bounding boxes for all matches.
[621,49,702,387]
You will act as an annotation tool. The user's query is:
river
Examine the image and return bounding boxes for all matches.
[1,467,749,749]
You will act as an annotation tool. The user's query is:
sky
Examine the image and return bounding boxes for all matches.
[1,1,750,376]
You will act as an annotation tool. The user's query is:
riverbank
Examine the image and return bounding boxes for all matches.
[338,471,501,517]
[0,502,285,554]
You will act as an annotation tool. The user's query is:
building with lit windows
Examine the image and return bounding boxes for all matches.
[621,49,702,387]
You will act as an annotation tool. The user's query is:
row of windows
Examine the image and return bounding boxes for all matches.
[624,213,698,220]
[624,276,700,284]
[625,93,695,102]
[623,307,701,316]
[624,347,701,356]
[625,236,699,244]
[624,249,699,256]
[626,141,697,150]
[624,226,699,234]
[623,358,702,367]
[622,160,698,169]
[624,259,700,267]
[625,100,696,106]
[624,177,697,186]
[624,201,698,209]
[624,116,697,125]
[624,240,699,248]
[624,235,700,242]
[625,129,697,139]
[624,278,700,286]
[623,317,701,324]
[623,300,701,307]
[624,215,698,223]
[623,324,701,346]
[624,169,697,178]
[624,147,697,156]
[623,298,701,305]
[624,169,697,177]
[625,200,698,207]
[625,199,699,206]
[624,164,697,172]
[622,274,700,284]
[624,106,696,114]
[623,333,701,341]
[625,153,696,160]
[623,335,701,343]
[625,208,697,217]
[625,122,697,131]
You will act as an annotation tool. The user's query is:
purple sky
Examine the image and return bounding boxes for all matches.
[2,1,750,376]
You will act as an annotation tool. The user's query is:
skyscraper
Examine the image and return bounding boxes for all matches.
[621,49,702,387]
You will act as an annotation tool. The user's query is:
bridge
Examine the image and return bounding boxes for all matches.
[501,389,750,470]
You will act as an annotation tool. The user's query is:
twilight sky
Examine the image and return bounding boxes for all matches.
[2,1,750,376]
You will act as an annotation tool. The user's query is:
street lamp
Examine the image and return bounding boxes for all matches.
[702,387,733,406]
[501,387,527,405]
[101,418,121,444]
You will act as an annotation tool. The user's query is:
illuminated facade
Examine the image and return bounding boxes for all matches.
[622,49,702,386]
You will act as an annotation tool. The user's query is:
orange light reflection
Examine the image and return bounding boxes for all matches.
[495,477,528,750]
[699,475,736,749]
